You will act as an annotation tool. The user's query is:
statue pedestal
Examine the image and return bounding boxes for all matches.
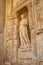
[18,48,32,64]
[4,62,11,65]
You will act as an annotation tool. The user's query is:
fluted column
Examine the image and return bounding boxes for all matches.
[4,0,13,65]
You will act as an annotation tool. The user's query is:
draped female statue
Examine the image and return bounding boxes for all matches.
[19,14,30,49]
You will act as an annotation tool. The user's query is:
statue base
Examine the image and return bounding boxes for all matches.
[18,48,32,64]
[4,62,11,65]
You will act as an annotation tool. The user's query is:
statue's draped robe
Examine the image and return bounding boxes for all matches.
[19,18,30,48]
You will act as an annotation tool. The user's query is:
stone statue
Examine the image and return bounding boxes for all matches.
[19,14,30,49]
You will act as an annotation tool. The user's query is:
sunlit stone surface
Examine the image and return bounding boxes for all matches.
[0,0,43,65]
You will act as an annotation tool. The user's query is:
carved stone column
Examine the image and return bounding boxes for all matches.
[26,1,38,65]
[4,18,13,65]
[11,13,19,64]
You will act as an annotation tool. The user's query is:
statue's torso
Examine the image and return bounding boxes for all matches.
[19,18,28,30]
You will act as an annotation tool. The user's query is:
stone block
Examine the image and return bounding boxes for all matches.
[18,49,32,63]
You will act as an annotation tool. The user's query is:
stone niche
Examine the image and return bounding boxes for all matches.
[17,6,31,62]
[12,3,32,65]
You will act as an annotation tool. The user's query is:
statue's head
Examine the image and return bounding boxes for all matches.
[21,14,25,19]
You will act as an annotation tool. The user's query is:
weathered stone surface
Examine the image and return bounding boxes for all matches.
[0,0,5,65]
[0,0,43,65]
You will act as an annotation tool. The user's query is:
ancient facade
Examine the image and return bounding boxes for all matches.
[0,0,43,65]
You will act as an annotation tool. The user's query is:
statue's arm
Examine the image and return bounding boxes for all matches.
[24,19,28,26]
